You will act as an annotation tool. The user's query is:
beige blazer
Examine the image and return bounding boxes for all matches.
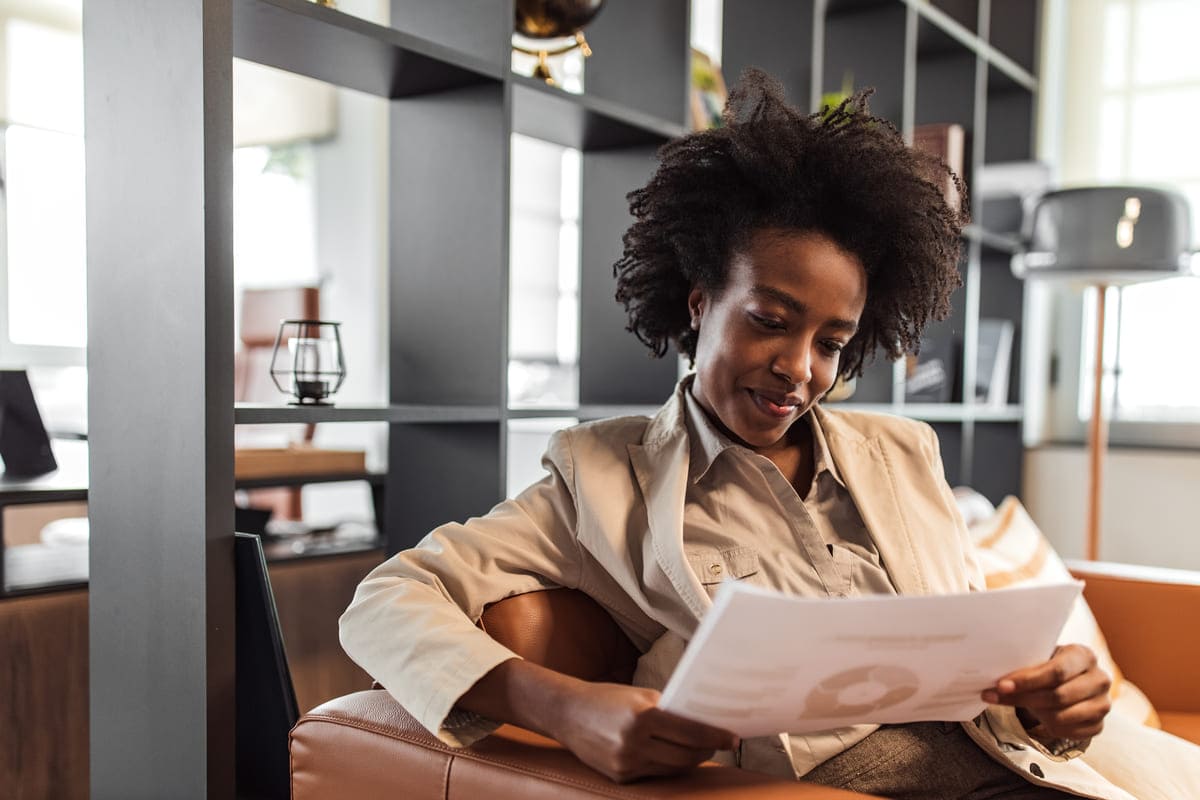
[340,384,1167,799]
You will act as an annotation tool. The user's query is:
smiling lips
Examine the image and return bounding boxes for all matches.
[750,389,803,419]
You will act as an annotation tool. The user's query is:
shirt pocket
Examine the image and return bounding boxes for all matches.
[685,546,760,597]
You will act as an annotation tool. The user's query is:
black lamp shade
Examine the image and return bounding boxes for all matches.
[1014,186,1195,284]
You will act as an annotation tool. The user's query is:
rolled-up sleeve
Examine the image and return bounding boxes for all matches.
[338,430,582,745]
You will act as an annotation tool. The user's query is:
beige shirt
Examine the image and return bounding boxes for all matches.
[681,387,894,776]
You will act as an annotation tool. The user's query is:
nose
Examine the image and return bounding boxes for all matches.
[771,336,813,385]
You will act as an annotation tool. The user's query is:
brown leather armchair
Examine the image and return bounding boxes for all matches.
[290,562,1200,798]
[290,588,879,799]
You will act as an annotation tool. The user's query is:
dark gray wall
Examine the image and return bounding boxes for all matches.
[579,147,679,406]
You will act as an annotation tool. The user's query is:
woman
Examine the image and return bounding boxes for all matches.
[340,71,1187,798]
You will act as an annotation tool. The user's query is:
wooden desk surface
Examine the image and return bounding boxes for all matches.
[0,437,384,595]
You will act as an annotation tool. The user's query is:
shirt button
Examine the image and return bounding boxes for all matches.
[1029,763,1044,778]
[709,563,723,576]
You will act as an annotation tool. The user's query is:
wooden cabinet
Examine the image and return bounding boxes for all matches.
[0,550,381,798]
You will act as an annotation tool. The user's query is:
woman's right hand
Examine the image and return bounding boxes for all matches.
[548,680,739,783]
[460,658,737,784]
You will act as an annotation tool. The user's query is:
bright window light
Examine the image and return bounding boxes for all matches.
[1079,0,1200,424]
[5,124,86,348]
[233,144,319,290]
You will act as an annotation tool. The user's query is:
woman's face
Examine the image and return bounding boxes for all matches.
[688,229,867,453]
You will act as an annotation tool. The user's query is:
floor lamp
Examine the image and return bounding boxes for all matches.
[1012,186,1195,561]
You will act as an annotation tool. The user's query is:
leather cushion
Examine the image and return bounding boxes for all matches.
[291,690,881,799]
[480,588,640,685]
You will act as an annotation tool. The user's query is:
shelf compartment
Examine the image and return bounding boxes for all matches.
[388,422,502,552]
[916,12,976,59]
[928,0,978,34]
[984,65,1036,163]
[234,404,501,424]
[232,0,501,99]
[823,0,907,127]
[578,147,682,406]
[987,0,1039,75]
[904,0,1037,92]
[578,0,690,129]
[971,421,1025,502]
[510,77,686,151]
[722,0,816,111]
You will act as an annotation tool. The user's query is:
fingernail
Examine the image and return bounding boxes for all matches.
[982,690,999,703]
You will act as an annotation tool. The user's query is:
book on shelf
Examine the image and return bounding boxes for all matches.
[905,335,956,404]
[975,318,1015,408]
[913,122,966,212]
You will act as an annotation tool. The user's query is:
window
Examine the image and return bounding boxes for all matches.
[1097,1,1200,424]
[1042,0,1200,441]
[0,16,86,366]
[507,134,581,409]
[232,142,320,342]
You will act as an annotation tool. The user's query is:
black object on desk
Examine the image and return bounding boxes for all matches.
[235,532,299,800]
[0,370,57,477]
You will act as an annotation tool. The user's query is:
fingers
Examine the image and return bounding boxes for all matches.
[979,645,1112,740]
[984,644,1096,700]
[639,737,716,770]
[643,708,739,751]
[1037,695,1109,739]
[605,709,736,783]
[602,728,721,783]
[1008,668,1111,713]
[556,681,738,784]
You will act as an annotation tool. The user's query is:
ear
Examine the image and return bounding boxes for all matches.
[687,286,706,330]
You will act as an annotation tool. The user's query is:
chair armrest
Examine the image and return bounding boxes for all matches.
[290,690,880,799]
[1067,560,1200,713]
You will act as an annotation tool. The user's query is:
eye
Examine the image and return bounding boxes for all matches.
[748,312,785,330]
[820,340,846,356]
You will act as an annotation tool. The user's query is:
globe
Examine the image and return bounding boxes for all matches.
[515,0,606,39]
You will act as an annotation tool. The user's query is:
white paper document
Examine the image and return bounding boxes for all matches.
[658,581,1082,737]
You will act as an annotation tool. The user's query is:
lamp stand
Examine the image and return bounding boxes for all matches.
[1084,284,1108,561]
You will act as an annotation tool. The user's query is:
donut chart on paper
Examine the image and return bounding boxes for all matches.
[803,664,920,718]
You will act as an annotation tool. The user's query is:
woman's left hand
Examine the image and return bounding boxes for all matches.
[981,643,1112,740]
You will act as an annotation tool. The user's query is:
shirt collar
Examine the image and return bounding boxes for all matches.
[681,376,844,489]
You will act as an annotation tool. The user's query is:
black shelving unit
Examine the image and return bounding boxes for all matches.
[720,0,1040,500]
[83,0,1038,790]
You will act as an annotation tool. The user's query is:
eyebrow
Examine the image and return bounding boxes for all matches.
[751,285,859,333]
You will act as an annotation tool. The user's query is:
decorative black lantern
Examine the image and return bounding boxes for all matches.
[269,320,346,405]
